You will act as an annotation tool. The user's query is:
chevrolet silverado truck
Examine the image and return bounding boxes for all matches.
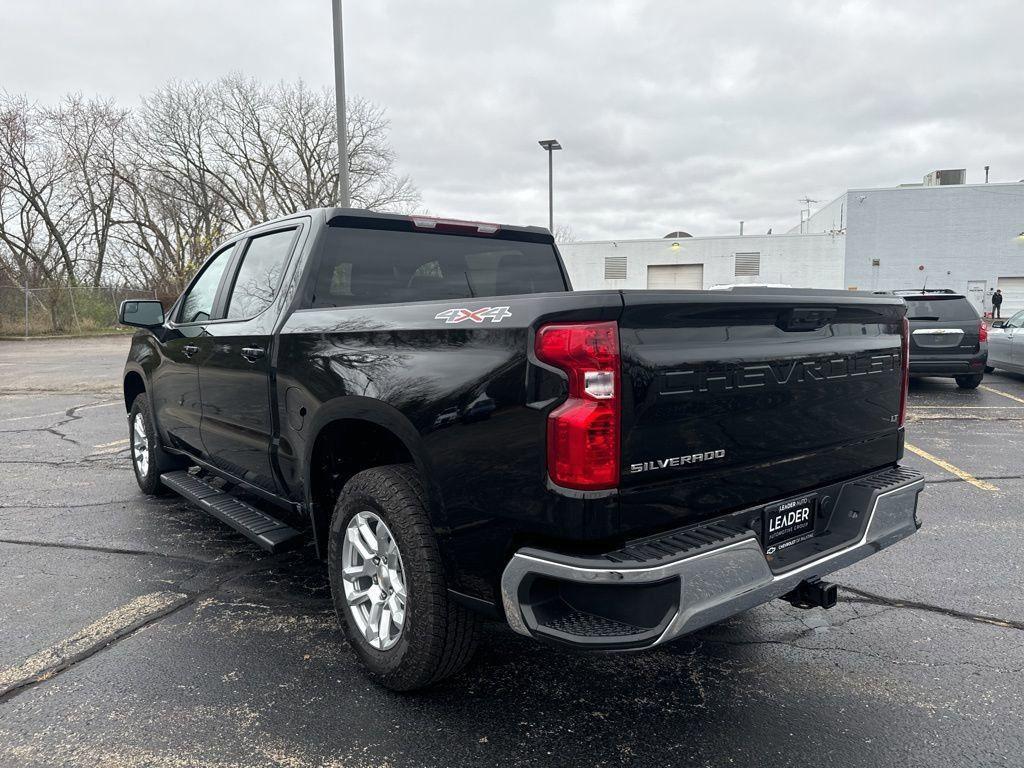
[118,208,924,690]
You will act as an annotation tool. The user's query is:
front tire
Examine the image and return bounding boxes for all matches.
[328,464,479,691]
[984,365,995,374]
[129,394,185,495]
[955,374,983,389]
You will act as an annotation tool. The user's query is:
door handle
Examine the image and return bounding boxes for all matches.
[241,346,265,362]
[182,344,199,358]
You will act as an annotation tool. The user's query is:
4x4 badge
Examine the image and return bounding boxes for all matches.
[434,307,512,324]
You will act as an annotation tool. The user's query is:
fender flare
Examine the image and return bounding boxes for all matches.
[303,395,448,554]
[122,362,148,409]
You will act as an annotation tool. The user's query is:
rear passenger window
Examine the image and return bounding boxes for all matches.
[227,229,297,320]
[309,225,567,308]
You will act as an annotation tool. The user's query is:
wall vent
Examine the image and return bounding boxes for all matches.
[604,255,628,280]
[734,252,761,277]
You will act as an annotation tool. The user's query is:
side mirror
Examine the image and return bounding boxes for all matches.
[119,299,165,328]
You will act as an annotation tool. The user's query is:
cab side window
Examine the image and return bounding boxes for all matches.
[178,246,234,324]
[226,229,297,320]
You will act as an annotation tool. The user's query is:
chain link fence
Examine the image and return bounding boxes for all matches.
[0,285,158,337]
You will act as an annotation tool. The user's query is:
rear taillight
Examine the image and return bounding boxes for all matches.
[898,315,910,427]
[979,322,989,343]
[535,321,620,490]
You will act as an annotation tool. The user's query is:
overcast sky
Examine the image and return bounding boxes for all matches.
[2,0,1022,240]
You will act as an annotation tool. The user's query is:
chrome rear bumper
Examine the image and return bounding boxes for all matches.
[501,467,924,649]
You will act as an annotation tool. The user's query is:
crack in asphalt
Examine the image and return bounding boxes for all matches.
[702,610,1024,674]
[925,473,1024,485]
[43,401,117,447]
[0,499,142,511]
[838,585,1024,631]
[0,537,255,567]
[0,554,292,705]
[0,457,129,469]
[0,399,119,444]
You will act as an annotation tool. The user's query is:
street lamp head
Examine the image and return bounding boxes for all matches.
[538,139,562,151]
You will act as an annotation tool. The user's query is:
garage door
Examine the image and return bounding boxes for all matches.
[646,264,704,290]
[996,277,1024,316]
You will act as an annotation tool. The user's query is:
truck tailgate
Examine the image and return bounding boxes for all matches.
[617,289,906,535]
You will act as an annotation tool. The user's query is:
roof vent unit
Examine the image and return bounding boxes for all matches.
[734,252,761,277]
[923,169,966,186]
[604,255,627,280]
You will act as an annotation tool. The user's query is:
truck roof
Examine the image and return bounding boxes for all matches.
[230,207,552,241]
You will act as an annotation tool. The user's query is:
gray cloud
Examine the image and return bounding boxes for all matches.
[2,0,1022,239]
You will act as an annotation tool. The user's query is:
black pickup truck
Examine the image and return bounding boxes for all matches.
[119,208,923,690]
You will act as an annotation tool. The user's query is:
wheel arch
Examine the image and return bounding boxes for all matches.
[123,366,147,413]
[304,396,445,558]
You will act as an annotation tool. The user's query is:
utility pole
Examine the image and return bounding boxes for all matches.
[332,0,350,207]
[985,165,990,183]
[538,139,562,233]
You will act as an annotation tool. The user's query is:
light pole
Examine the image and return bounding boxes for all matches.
[332,0,349,207]
[538,139,562,233]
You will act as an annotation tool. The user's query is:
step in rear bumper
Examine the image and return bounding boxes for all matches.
[500,466,924,650]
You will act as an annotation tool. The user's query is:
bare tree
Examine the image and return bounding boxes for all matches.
[209,75,419,221]
[115,81,233,292]
[47,95,131,286]
[0,94,85,286]
[554,223,577,244]
[1,77,419,299]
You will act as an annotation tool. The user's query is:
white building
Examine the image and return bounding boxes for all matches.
[559,172,1024,315]
[560,232,845,291]
[798,178,1024,315]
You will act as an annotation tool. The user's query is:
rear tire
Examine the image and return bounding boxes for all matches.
[129,394,186,495]
[955,374,983,389]
[328,464,479,691]
[984,365,995,374]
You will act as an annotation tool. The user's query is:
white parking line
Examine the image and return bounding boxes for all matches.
[0,400,120,424]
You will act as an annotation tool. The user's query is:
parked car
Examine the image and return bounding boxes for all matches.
[896,291,988,389]
[986,309,1024,373]
[119,208,923,690]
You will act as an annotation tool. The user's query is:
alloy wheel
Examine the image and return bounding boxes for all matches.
[341,510,408,651]
[132,412,150,478]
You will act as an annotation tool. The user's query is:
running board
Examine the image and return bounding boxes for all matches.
[160,471,301,553]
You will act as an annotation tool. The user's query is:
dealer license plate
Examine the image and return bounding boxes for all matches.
[763,494,817,552]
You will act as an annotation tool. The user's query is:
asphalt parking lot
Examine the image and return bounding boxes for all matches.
[1,337,1022,767]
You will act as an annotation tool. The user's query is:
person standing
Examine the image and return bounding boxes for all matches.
[992,289,1003,318]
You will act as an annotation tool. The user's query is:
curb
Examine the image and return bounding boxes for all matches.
[0,332,132,342]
